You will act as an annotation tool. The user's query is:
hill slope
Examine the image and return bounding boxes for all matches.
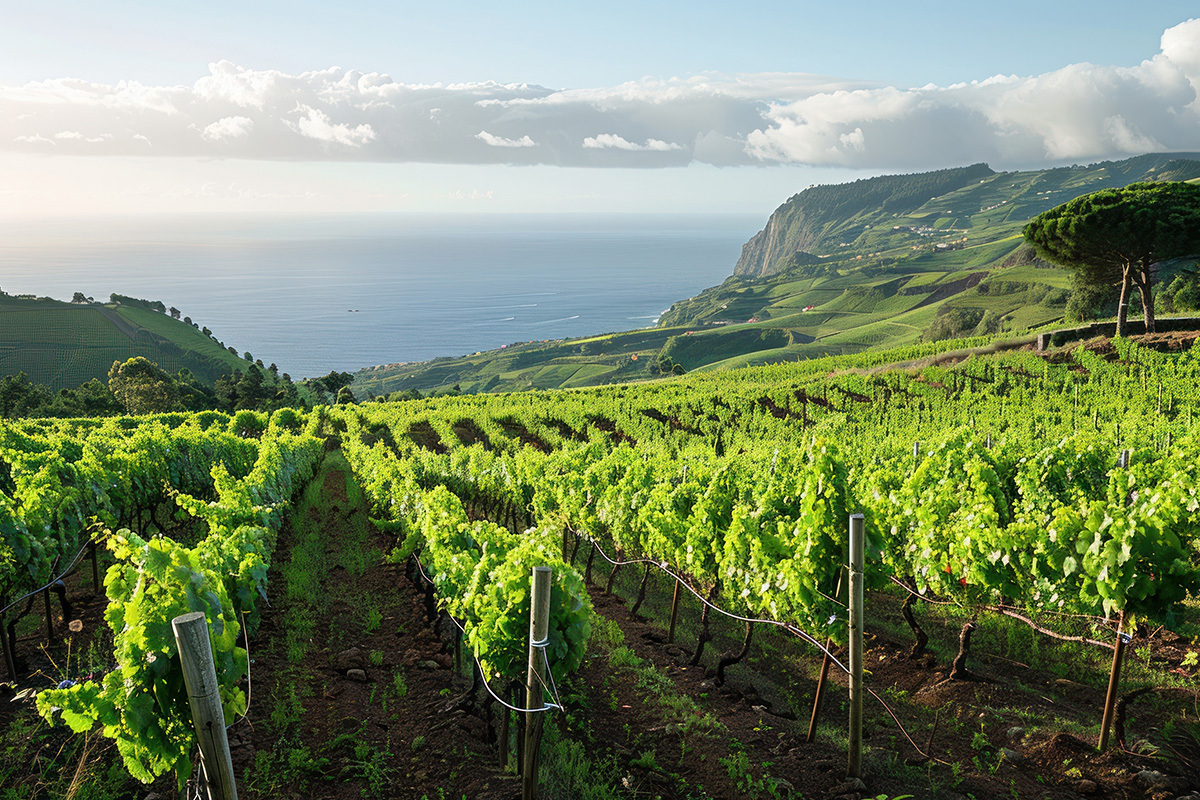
[354,152,1200,396]
[0,293,257,391]
[732,153,1200,278]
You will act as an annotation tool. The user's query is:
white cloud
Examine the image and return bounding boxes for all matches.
[745,18,1200,167]
[201,116,254,142]
[2,21,1200,169]
[582,133,682,151]
[1162,19,1200,90]
[838,128,865,152]
[288,106,376,148]
[475,130,536,147]
[54,131,111,143]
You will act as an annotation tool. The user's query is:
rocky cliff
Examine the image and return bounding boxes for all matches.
[734,163,996,278]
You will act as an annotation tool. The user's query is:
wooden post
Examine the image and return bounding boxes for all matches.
[847,513,865,780]
[806,566,846,743]
[912,441,920,462]
[1098,615,1128,752]
[498,689,511,771]
[172,612,238,800]
[1118,449,1130,469]
[516,687,525,776]
[667,577,682,644]
[0,601,16,680]
[523,566,552,800]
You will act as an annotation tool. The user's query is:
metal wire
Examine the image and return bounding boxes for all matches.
[1,535,98,615]
[887,576,1116,649]
[575,527,945,764]
[412,555,559,714]
[572,527,852,675]
[408,514,941,764]
[535,641,563,710]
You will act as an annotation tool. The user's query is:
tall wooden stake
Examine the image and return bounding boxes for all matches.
[523,566,552,800]
[1098,615,1128,752]
[516,688,525,776]
[667,577,682,644]
[806,566,846,743]
[498,685,511,770]
[172,612,239,800]
[847,513,865,780]
[0,600,16,680]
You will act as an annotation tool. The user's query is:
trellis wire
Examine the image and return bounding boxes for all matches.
[575,527,945,764]
[2,534,97,615]
[412,556,561,714]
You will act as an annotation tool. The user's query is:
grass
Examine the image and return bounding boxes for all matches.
[0,717,134,800]
[538,723,626,800]
[0,294,268,390]
[250,452,337,793]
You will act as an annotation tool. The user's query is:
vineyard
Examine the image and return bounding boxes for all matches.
[4,333,1200,799]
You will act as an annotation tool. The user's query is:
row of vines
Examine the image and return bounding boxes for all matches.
[1,409,322,784]
[5,335,1199,788]
[330,337,1200,708]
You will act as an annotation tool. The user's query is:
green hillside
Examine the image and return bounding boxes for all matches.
[730,153,1200,279]
[0,293,256,391]
[353,152,1200,398]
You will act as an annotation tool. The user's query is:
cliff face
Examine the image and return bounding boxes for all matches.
[734,203,818,278]
[734,163,997,278]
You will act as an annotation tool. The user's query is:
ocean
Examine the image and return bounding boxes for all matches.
[0,213,761,379]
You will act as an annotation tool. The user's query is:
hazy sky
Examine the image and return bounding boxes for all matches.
[3,2,1199,216]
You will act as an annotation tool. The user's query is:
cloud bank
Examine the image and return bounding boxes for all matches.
[4,19,1200,169]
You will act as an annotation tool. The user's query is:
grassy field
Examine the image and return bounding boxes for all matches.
[0,295,258,390]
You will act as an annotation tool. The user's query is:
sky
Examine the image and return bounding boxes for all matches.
[2,1,1200,216]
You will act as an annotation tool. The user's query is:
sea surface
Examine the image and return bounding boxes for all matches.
[0,213,761,378]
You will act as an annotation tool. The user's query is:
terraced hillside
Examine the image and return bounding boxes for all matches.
[0,294,254,390]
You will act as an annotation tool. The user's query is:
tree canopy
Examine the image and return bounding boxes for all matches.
[0,373,51,417]
[310,370,355,396]
[108,357,179,415]
[1023,181,1200,334]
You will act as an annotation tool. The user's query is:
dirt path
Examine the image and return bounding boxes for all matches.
[237,453,512,800]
